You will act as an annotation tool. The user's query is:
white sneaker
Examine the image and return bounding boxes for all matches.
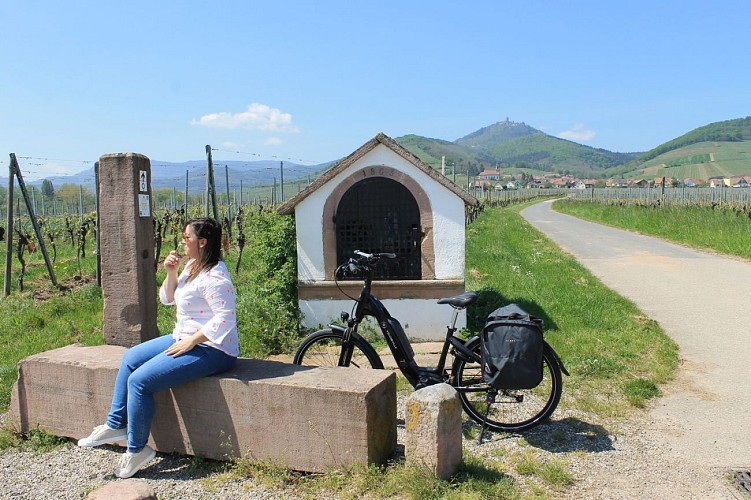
[116,445,157,479]
[78,424,127,447]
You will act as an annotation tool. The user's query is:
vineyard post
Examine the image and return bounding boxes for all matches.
[183,169,188,227]
[224,165,232,240]
[94,161,101,287]
[3,155,15,296]
[280,161,284,202]
[205,145,219,222]
[661,177,666,207]
[8,154,58,288]
[98,153,157,347]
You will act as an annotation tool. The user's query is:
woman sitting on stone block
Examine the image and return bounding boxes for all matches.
[78,217,239,479]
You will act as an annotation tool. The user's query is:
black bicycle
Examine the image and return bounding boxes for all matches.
[293,251,568,432]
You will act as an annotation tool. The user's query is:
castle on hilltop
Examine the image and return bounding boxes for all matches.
[497,117,525,126]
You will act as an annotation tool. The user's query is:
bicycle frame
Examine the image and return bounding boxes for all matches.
[297,250,568,433]
[332,267,479,389]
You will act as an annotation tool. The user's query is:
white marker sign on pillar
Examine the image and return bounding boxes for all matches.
[139,170,148,192]
[138,170,150,216]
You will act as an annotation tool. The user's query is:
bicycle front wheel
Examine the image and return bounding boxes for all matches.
[293,328,384,369]
[452,337,563,432]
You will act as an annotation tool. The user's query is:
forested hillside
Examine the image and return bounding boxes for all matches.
[608,117,751,180]
[397,120,640,178]
[632,117,751,164]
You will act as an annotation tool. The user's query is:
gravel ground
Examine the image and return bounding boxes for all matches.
[2,391,745,499]
[1,348,746,499]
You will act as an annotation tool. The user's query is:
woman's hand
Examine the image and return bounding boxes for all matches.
[164,250,181,273]
[165,331,209,357]
[161,251,181,303]
[165,337,197,357]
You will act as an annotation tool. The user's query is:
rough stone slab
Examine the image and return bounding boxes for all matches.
[85,479,156,500]
[404,383,462,479]
[10,344,396,473]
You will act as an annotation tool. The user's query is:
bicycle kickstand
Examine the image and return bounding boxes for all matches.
[477,391,496,444]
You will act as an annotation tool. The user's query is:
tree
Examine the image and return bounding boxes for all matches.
[42,179,55,200]
[56,183,95,212]
[152,188,185,208]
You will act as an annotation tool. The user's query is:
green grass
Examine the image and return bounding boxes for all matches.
[228,453,518,500]
[553,199,751,260]
[464,203,679,419]
[0,427,72,453]
[0,249,105,407]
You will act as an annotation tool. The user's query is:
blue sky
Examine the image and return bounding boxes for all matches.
[2,1,749,181]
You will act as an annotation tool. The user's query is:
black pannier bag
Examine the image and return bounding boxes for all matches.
[482,303,544,390]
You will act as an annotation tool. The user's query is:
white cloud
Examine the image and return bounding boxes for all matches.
[265,137,283,146]
[190,103,300,133]
[557,124,596,142]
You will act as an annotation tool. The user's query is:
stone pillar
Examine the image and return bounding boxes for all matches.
[98,153,157,347]
[404,383,463,479]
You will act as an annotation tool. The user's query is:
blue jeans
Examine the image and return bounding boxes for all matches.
[106,335,237,453]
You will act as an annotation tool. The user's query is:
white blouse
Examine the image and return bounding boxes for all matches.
[159,259,239,357]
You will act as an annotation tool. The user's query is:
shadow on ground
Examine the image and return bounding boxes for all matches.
[463,417,615,454]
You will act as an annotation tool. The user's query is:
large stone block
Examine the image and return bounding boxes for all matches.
[10,344,397,472]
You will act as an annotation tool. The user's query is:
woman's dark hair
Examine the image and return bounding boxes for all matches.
[186,217,222,282]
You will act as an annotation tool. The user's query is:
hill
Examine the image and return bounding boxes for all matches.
[632,117,751,164]
[22,160,329,194]
[608,140,751,181]
[397,120,640,178]
[609,117,751,180]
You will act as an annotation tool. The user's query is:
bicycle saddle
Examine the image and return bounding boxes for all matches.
[437,291,478,308]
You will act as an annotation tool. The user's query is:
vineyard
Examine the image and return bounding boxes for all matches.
[3,182,560,356]
[3,203,299,359]
[565,186,751,214]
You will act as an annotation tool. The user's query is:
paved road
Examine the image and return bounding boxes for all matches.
[521,200,751,469]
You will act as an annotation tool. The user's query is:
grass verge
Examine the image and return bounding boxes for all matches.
[553,198,751,261]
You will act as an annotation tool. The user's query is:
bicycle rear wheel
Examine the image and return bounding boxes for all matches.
[452,337,562,432]
[293,328,384,369]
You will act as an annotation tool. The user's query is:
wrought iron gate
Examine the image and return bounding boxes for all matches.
[336,177,421,279]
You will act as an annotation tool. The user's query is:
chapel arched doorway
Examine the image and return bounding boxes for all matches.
[335,177,421,280]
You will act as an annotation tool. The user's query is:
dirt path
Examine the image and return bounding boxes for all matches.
[521,200,751,498]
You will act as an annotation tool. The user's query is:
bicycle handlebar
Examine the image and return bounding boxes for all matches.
[337,250,397,280]
[353,250,397,260]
